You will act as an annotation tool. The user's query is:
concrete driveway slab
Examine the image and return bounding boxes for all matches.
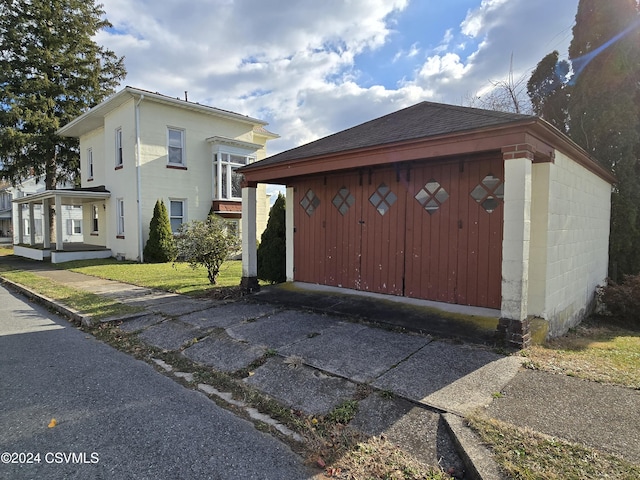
[279,322,431,383]
[180,301,278,329]
[373,341,522,414]
[183,331,265,373]
[147,298,219,316]
[227,310,340,348]
[244,357,357,416]
[351,394,464,473]
[138,320,200,351]
[118,313,166,332]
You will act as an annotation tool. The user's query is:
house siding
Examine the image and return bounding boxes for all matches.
[75,93,272,261]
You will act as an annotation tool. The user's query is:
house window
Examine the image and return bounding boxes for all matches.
[66,219,82,235]
[169,199,185,233]
[214,153,254,200]
[115,127,123,167]
[116,198,125,236]
[92,205,99,233]
[168,128,185,166]
[87,148,94,180]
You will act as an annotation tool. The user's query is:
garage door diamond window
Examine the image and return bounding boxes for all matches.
[300,189,320,216]
[470,175,504,213]
[415,180,449,215]
[332,187,355,216]
[369,183,397,216]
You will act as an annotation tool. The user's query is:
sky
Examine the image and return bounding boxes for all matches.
[96,0,580,158]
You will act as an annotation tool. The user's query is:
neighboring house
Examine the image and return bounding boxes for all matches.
[0,181,12,243]
[2,176,83,245]
[13,86,276,263]
[239,101,616,346]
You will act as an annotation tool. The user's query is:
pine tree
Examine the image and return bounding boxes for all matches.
[144,200,177,263]
[528,0,640,279]
[257,193,286,284]
[567,0,640,278]
[0,0,126,190]
[527,51,570,133]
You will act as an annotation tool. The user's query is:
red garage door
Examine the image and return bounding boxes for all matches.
[293,156,504,309]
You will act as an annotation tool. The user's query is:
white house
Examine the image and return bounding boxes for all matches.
[13,87,276,263]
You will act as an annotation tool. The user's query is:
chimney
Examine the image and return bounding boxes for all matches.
[184,91,188,101]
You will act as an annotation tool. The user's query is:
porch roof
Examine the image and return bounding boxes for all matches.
[12,187,111,206]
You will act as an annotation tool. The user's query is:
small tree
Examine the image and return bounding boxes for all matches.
[143,200,177,263]
[176,214,240,284]
[257,193,286,283]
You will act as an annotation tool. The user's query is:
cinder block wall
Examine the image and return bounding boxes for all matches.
[535,151,611,336]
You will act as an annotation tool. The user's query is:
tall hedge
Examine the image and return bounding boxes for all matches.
[257,193,286,283]
[143,199,177,263]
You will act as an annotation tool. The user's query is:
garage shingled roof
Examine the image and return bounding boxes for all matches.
[243,101,534,169]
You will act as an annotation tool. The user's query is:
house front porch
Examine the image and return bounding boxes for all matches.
[13,243,112,264]
[12,187,111,263]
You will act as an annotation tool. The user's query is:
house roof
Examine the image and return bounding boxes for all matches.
[247,102,533,168]
[240,101,615,185]
[57,86,272,138]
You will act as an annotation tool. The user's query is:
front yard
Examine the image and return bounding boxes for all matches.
[1,246,639,479]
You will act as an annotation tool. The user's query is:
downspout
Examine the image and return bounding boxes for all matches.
[135,94,145,262]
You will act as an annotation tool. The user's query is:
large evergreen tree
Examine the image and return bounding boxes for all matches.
[0,0,126,190]
[528,0,640,279]
[567,0,640,278]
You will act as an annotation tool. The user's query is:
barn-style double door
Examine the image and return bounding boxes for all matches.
[293,157,504,309]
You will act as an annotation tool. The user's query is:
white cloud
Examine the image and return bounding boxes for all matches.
[95,0,579,157]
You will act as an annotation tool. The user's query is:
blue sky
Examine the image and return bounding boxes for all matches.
[97,0,579,157]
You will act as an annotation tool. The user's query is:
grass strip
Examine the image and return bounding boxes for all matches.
[0,267,143,320]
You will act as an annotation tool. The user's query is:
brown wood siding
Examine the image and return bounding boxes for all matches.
[292,155,503,309]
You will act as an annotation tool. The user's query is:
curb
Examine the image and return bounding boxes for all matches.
[0,277,89,325]
[442,413,506,480]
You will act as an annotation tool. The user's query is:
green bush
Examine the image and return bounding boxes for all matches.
[143,200,177,263]
[257,193,286,283]
[176,214,240,284]
[602,275,640,325]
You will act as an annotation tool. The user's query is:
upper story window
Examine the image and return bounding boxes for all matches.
[87,148,94,180]
[168,128,185,166]
[214,153,255,200]
[115,128,123,168]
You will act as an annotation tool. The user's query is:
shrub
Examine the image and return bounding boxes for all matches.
[143,199,177,263]
[257,193,286,283]
[601,274,640,325]
[176,214,240,284]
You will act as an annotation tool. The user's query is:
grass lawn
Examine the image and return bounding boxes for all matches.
[522,317,640,389]
[57,257,244,296]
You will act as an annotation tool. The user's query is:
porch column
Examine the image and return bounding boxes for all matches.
[42,198,51,249]
[55,194,64,251]
[16,204,23,244]
[498,144,534,348]
[240,183,259,292]
[285,186,295,282]
[28,203,35,245]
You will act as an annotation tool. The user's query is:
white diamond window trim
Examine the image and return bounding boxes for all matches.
[470,174,504,213]
[369,183,397,216]
[415,179,449,215]
[300,189,321,216]
[332,187,355,216]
